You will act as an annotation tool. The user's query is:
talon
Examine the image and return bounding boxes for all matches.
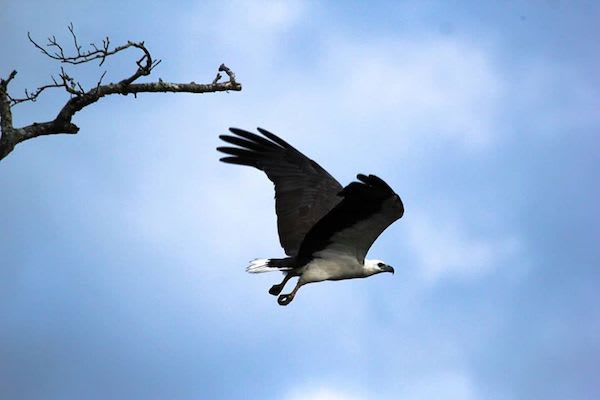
[278,294,293,306]
[269,273,293,296]
[269,284,283,296]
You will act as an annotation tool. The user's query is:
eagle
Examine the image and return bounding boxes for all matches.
[217,128,404,305]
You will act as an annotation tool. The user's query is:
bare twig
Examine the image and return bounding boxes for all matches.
[218,63,237,84]
[0,25,242,161]
[28,25,138,67]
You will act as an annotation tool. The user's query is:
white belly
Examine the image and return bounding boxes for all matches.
[299,252,364,284]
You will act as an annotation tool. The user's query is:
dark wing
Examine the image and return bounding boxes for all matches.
[217,127,343,256]
[297,174,404,264]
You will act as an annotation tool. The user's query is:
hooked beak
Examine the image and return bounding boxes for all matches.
[383,265,395,274]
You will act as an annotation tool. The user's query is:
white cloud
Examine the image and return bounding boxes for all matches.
[402,370,478,400]
[284,371,477,400]
[180,1,506,155]
[240,0,305,32]
[406,209,520,282]
[285,387,365,400]
[186,0,306,66]
[328,38,504,148]
[251,35,506,161]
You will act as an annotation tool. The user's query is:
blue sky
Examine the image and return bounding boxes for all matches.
[1,1,599,399]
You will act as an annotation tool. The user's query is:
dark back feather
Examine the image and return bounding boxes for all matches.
[217,127,343,256]
[297,174,404,263]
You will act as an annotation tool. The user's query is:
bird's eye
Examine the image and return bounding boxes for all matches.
[377,262,384,267]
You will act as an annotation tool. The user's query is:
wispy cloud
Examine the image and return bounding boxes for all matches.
[320,37,505,148]
[3,2,598,400]
[255,35,506,159]
[401,370,477,400]
[406,209,521,282]
[285,387,365,400]
[186,0,306,66]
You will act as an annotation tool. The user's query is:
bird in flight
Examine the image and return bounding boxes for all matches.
[217,128,404,305]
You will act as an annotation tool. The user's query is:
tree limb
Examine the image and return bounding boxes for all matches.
[0,25,242,162]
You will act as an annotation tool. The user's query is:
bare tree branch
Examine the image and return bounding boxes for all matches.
[0,25,242,161]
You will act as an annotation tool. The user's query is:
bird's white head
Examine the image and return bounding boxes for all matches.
[363,259,395,276]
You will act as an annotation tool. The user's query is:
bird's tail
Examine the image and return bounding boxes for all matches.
[246,258,296,273]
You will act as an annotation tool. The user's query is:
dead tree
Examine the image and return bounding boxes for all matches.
[0,24,242,161]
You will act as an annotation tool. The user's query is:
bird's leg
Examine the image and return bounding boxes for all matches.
[269,273,293,296]
[277,281,302,306]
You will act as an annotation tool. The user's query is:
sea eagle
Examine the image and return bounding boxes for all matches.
[218,128,404,305]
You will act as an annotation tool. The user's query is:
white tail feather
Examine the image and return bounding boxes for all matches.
[246,259,272,273]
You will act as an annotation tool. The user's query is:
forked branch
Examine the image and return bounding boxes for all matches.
[0,25,242,161]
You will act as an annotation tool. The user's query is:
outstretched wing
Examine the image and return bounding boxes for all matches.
[217,127,343,256]
[297,174,404,264]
